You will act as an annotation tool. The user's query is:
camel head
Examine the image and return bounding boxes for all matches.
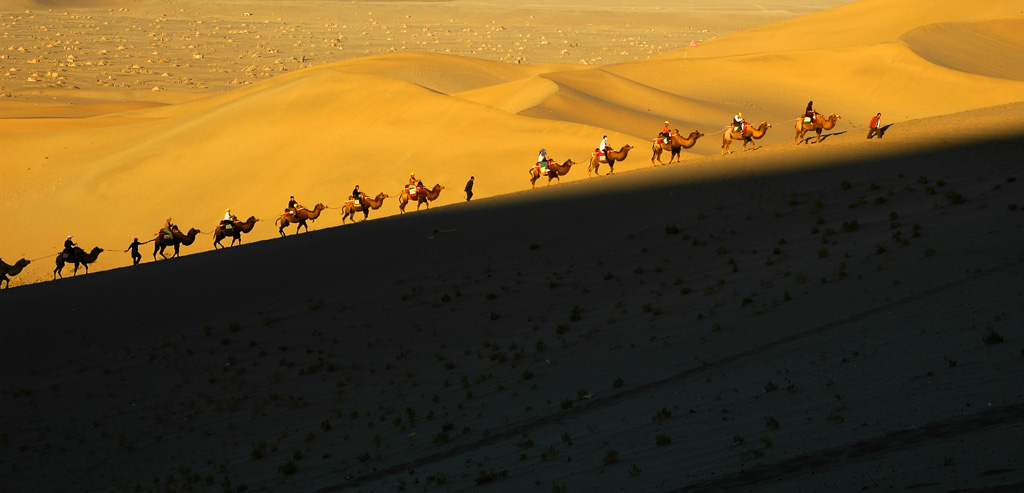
[248,216,259,223]
[187,228,201,236]
[313,203,326,212]
[91,247,104,255]
[694,130,705,138]
[621,144,634,151]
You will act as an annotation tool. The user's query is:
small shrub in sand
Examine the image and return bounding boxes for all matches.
[983,329,1004,345]
[602,450,620,465]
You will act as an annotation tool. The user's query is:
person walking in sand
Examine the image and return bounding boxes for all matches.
[465,176,474,201]
[124,237,142,265]
[867,113,883,139]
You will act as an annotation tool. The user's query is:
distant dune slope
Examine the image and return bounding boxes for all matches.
[900,19,1024,82]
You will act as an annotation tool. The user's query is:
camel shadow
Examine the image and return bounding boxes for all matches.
[818,130,847,143]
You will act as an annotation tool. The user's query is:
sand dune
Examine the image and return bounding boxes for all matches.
[4,0,1024,279]
[901,18,1024,82]
[3,0,1024,490]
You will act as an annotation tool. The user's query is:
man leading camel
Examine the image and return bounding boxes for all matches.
[867,113,883,139]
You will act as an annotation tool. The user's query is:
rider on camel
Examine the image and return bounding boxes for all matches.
[660,121,671,144]
[537,149,551,173]
[62,235,78,260]
[287,196,300,215]
[161,217,174,239]
[351,185,366,205]
[732,112,745,134]
[805,101,816,125]
[597,136,609,161]
[222,208,236,229]
[408,173,420,196]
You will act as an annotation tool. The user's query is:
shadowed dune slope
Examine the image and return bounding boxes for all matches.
[2,105,1023,491]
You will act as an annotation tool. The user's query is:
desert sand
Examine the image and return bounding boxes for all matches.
[2,0,1024,491]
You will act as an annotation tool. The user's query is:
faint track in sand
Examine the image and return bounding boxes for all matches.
[318,258,1024,491]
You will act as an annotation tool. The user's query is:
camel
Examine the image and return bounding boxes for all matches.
[342,193,389,224]
[153,227,201,259]
[398,184,444,213]
[53,247,103,279]
[529,159,576,188]
[214,216,259,249]
[721,122,771,155]
[589,144,634,177]
[651,130,704,165]
[795,113,841,144]
[276,203,326,236]
[1,257,30,289]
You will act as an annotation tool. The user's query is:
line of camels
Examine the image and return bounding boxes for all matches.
[528,112,842,188]
[0,182,452,286]
[3,113,842,288]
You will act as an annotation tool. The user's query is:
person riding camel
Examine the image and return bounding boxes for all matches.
[62,235,78,260]
[597,136,609,161]
[160,217,174,239]
[660,121,671,145]
[732,112,745,134]
[287,196,300,215]
[537,148,551,173]
[408,173,420,196]
[805,101,816,125]
[350,185,366,205]
[222,208,236,229]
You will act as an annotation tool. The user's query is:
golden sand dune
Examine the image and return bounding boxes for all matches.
[3,0,1024,491]
[900,19,1024,81]
[673,0,1024,58]
[2,0,1023,278]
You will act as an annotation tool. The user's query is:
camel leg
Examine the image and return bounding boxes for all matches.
[1,275,7,289]
[72,263,79,277]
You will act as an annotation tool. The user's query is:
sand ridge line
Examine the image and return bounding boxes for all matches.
[674,401,1024,492]
[317,258,1024,491]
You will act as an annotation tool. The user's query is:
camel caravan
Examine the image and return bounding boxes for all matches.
[6,104,857,288]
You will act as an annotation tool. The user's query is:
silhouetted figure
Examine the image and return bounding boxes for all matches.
[465,176,474,201]
[125,238,142,265]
